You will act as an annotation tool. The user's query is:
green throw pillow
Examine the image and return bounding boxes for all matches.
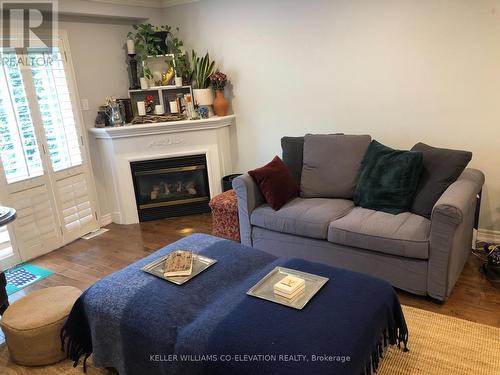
[353,140,423,214]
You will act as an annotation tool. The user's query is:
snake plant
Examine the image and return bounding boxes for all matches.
[191,50,216,89]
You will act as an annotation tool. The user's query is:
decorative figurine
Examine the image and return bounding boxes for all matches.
[198,106,209,119]
[161,67,174,86]
[145,95,155,114]
[104,96,124,126]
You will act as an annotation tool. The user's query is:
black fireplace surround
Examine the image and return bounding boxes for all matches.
[131,155,211,222]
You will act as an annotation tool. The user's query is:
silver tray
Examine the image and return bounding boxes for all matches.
[141,252,217,285]
[247,267,329,310]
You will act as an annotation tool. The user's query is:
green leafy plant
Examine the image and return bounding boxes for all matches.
[191,50,216,89]
[166,27,191,83]
[127,24,188,81]
[127,24,162,79]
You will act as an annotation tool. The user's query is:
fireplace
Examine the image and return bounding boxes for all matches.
[130,155,211,222]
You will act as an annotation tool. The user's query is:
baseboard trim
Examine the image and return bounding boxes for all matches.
[477,229,500,243]
[100,213,113,227]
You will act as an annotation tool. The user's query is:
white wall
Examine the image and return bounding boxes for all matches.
[162,0,500,233]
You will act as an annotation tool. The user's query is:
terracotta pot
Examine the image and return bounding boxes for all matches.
[213,90,229,116]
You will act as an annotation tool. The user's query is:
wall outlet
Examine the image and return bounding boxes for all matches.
[81,98,90,111]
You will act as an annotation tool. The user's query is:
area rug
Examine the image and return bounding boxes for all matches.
[0,305,498,374]
[4,264,53,295]
[378,306,500,374]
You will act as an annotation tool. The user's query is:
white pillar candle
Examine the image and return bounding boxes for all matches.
[169,101,178,114]
[126,39,135,55]
[155,104,165,115]
[137,101,146,116]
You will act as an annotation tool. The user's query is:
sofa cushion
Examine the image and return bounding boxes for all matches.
[301,134,371,199]
[281,136,304,185]
[328,207,430,259]
[410,142,472,219]
[281,134,345,185]
[353,140,423,214]
[248,156,299,210]
[251,198,354,239]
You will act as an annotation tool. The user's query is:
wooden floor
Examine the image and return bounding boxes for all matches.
[1,213,499,344]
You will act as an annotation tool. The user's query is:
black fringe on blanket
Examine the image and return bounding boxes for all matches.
[363,300,409,375]
[60,291,92,373]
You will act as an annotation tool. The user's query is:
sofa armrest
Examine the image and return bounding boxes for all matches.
[232,174,265,246]
[428,168,485,300]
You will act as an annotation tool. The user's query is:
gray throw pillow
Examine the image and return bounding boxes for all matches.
[301,134,371,199]
[410,142,472,218]
[281,133,344,185]
[281,136,304,185]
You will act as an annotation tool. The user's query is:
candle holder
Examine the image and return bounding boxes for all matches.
[128,53,140,90]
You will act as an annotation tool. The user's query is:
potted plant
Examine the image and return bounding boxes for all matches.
[144,95,155,114]
[127,24,161,81]
[128,24,185,84]
[166,27,190,85]
[191,50,216,114]
[210,71,229,116]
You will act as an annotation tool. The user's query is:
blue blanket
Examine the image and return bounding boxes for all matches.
[62,234,408,375]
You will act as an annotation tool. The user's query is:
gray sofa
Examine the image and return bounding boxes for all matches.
[233,144,484,301]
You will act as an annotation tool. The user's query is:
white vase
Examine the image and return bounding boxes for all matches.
[174,76,183,87]
[140,77,149,90]
[193,88,214,106]
[193,88,214,117]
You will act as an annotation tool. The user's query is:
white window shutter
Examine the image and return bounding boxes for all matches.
[0,49,44,183]
[0,35,99,263]
[56,172,95,239]
[9,184,62,260]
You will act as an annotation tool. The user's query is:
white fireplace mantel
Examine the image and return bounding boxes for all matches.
[89,115,235,224]
[90,115,235,139]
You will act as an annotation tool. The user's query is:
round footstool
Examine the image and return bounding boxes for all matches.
[0,286,81,366]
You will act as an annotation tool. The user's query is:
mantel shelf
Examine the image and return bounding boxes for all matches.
[128,85,191,93]
[89,115,235,139]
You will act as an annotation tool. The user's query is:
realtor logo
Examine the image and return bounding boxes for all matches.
[1,1,58,49]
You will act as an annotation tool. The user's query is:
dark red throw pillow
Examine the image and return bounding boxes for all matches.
[248,156,299,210]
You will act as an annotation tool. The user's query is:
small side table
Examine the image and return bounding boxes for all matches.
[0,206,17,315]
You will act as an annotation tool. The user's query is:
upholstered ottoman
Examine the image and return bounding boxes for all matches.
[62,234,409,375]
[0,286,81,366]
[209,189,240,241]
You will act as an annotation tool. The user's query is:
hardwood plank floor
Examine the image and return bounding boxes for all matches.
[1,213,499,345]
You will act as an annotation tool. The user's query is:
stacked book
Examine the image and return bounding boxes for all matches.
[164,250,193,277]
[273,275,305,300]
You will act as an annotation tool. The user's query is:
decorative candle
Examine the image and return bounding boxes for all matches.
[126,39,135,55]
[137,101,146,116]
[155,104,164,115]
[169,100,178,114]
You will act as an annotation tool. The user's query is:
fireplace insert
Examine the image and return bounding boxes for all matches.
[130,155,211,221]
